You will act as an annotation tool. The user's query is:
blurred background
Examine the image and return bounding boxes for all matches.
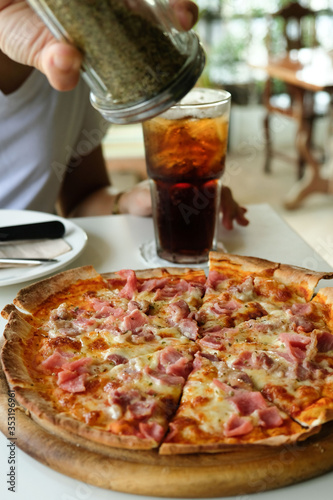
[103,0,333,266]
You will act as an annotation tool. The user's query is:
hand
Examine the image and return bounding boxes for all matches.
[118,180,152,217]
[0,0,198,92]
[220,186,249,231]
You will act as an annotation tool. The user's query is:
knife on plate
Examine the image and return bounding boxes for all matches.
[0,258,57,265]
[0,221,65,241]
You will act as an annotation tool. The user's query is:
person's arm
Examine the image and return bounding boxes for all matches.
[57,145,152,218]
[56,145,110,217]
[0,50,33,94]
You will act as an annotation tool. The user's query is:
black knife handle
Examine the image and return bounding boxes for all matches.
[0,221,66,241]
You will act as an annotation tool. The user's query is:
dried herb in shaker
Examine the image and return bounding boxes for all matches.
[28,0,205,123]
[38,0,189,102]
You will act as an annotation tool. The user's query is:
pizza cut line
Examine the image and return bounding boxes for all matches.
[1,252,333,454]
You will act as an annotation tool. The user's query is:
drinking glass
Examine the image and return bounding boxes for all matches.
[141,87,231,264]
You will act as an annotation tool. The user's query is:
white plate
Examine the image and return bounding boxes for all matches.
[0,210,87,287]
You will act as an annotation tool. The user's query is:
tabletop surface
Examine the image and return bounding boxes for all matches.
[0,203,332,500]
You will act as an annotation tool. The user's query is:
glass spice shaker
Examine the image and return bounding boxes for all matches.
[27,0,206,124]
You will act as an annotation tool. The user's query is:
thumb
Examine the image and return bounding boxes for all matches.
[41,42,82,91]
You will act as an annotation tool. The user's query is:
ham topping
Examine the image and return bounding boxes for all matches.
[212,379,235,395]
[289,302,316,316]
[57,372,88,393]
[131,325,156,344]
[209,300,240,315]
[139,422,165,442]
[290,316,315,333]
[57,357,92,393]
[106,353,128,365]
[178,318,199,340]
[228,391,267,416]
[40,350,73,371]
[205,270,228,291]
[199,335,227,351]
[47,303,98,337]
[228,276,255,298]
[214,376,283,432]
[91,298,125,319]
[317,331,333,352]
[128,399,157,419]
[117,269,137,299]
[106,387,163,441]
[153,279,200,301]
[127,299,150,313]
[193,352,220,370]
[145,367,185,386]
[159,347,193,379]
[232,351,274,370]
[257,406,283,428]
[167,300,191,325]
[145,347,193,385]
[166,300,199,339]
[106,388,157,423]
[224,414,253,437]
[139,277,170,292]
[279,333,311,361]
[287,303,318,333]
[121,309,149,333]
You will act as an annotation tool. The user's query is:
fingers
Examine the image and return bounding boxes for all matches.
[221,186,249,230]
[235,207,249,227]
[222,208,235,231]
[222,208,249,231]
[169,0,199,30]
[41,42,82,91]
[118,181,152,217]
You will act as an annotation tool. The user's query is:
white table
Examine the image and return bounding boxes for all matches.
[0,204,332,500]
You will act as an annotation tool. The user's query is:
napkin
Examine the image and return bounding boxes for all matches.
[0,238,71,267]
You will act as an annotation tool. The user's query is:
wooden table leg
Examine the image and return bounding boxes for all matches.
[284,92,330,210]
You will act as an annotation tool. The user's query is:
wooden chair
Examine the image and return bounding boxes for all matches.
[263,1,330,179]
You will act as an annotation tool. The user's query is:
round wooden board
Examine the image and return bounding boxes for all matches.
[1,367,333,497]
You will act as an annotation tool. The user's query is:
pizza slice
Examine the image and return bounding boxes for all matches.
[102,344,197,448]
[205,252,333,313]
[197,289,333,431]
[210,336,333,430]
[2,305,197,450]
[160,352,314,454]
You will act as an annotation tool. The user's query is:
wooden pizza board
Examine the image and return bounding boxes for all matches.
[1,367,333,498]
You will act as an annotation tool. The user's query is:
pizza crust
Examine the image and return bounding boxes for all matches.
[274,264,333,299]
[1,310,35,388]
[103,266,206,282]
[314,287,333,305]
[209,251,279,276]
[209,252,333,297]
[294,398,333,428]
[159,425,320,455]
[13,265,100,313]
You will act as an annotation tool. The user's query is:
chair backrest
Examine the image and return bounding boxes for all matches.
[267,1,318,54]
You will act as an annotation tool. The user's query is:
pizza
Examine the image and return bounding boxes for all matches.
[1,251,333,455]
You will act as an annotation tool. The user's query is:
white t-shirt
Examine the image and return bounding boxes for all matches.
[0,69,109,213]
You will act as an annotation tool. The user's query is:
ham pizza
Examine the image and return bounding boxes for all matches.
[1,252,333,454]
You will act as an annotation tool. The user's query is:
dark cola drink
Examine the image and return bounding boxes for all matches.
[142,88,230,264]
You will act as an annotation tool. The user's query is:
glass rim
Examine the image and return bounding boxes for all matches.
[171,87,231,109]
